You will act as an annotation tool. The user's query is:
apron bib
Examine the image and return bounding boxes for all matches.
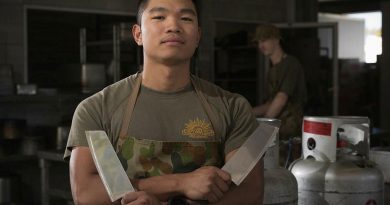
[115,73,223,179]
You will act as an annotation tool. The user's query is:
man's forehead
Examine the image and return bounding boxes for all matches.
[145,0,196,14]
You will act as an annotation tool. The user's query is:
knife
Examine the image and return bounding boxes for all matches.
[222,123,278,185]
[86,131,136,202]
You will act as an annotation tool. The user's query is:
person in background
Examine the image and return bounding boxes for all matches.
[252,24,307,167]
[65,0,264,204]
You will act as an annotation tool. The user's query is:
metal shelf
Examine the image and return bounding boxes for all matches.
[0,154,36,163]
[38,150,71,205]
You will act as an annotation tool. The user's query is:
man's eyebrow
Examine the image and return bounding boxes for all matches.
[180,8,197,16]
[148,7,197,16]
[148,7,168,13]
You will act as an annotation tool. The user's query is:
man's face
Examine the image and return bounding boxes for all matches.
[258,38,279,57]
[133,0,201,65]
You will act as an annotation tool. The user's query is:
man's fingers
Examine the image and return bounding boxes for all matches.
[215,176,230,193]
[121,191,144,204]
[206,191,220,203]
[210,184,224,199]
[215,169,231,182]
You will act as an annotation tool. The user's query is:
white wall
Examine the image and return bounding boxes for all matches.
[318,13,365,62]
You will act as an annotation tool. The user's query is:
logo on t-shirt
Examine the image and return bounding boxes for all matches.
[182,118,215,139]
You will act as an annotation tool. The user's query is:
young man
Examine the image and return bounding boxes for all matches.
[65,0,263,204]
[252,24,307,165]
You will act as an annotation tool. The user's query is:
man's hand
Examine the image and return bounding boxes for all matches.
[179,166,231,203]
[121,191,164,205]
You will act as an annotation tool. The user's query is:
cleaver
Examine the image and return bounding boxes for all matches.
[86,131,136,202]
[222,123,278,185]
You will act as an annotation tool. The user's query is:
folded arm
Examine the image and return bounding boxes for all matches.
[70,146,120,205]
[135,149,264,205]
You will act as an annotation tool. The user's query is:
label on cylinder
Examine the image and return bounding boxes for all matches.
[303,120,332,136]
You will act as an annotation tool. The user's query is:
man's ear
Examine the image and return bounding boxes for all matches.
[132,24,142,46]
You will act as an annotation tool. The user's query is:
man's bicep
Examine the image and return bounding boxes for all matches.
[70,146,98,179]
[69,146,114,204]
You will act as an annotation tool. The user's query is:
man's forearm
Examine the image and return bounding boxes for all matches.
[132,174,183,201]
[253,101,270,117]
[265,92,288,118]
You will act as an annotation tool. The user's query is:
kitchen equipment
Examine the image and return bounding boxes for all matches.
[0,64,14,95]
[370,147,390,183]
[19,136,39,156]
[16,84,37,95]
[0,119,26,140]
[0,173,20,204]
[81,64,106,93]
[119,23,134,41]
[86,131,135,202]
[56,126,70,151]
[58,63,106,93]
[258,118,298,205]
[222,122,278,185]
[301,116,370,162]
[290,116,384,205]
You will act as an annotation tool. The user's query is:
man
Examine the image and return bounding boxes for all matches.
[65,0,263,204]
[252,24,307,166]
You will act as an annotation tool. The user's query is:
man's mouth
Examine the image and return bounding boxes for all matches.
[161,37,185,45]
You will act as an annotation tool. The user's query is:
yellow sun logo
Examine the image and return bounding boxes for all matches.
[182,118,215,139]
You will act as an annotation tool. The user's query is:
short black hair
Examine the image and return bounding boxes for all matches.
[136,0,200,25]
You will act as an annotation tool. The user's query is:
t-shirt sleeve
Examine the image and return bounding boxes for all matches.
[279,60,302,97]
[63,95,104,160]
[224,95,258,155]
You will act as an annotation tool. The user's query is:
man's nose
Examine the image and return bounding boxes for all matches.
[166,17,182,33]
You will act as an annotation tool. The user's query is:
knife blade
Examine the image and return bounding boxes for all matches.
[222,123,278,185]
[86,130,136,202]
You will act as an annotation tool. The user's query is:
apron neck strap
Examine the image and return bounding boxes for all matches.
[119,72,142,138]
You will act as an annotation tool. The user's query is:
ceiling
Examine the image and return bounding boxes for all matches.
[318,0,383,13]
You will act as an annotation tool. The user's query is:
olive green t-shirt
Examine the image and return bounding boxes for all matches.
[64,74,258,165]
[267,55,307,138]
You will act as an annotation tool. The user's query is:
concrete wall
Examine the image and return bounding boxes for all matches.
[381,2,390,130]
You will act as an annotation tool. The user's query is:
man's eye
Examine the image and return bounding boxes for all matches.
[181,17,193,22]
[152,16,165,20]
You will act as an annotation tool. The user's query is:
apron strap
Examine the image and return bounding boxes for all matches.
[190,75,222,140]
[119,73,142,138]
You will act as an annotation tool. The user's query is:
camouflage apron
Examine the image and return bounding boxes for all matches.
[116,73,223,179]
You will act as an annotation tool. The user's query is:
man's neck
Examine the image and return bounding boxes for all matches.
[141,60,191,92]
[269,47,285,66]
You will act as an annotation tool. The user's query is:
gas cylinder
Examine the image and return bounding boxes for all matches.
[258,118,298,205]
[289,116,384,205]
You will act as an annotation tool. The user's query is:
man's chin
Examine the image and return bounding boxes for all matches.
[158,56,190,66]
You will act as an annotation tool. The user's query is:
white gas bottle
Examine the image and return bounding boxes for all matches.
[290,116,384,205]
[258,118,298,205]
